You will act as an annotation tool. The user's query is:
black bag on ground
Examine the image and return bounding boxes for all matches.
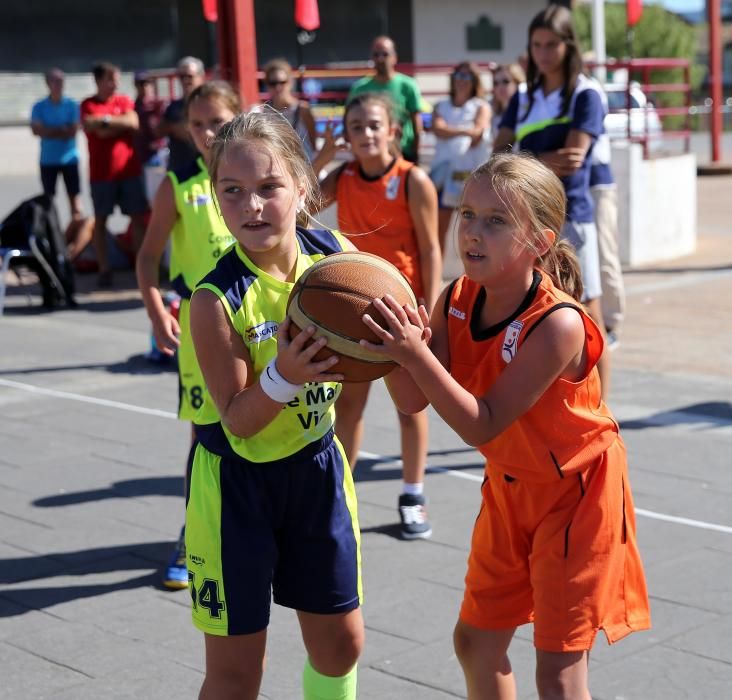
[0,194,76,308]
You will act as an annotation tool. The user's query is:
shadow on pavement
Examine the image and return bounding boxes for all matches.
[0,540,174,588]
[72,297,144,313]
[0,573,160,617]
[33,476,184,508]
[620,401,732,430]
[359,523,406,540]
[0,354,177,376]
[354,451,483,483]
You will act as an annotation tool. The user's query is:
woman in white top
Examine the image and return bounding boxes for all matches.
[430,61,491,252]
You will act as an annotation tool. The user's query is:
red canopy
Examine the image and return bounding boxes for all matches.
[295,0,320,31]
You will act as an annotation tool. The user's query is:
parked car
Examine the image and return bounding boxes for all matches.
[603,81,663,152]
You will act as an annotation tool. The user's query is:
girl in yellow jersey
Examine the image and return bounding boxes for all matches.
[188,112,363,699]
[136,82,238,589]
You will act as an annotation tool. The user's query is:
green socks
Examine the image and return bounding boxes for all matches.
[302,658,358,700]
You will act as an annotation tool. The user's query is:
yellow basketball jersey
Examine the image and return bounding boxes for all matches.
[193,227,349,463]
[168,157,235,298]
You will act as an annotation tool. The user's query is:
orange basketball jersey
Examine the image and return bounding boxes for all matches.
[336,157,424,299]
[446,270,619,482]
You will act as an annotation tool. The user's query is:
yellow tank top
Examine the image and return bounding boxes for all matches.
[168,157,235,298]
[193,227,349,463]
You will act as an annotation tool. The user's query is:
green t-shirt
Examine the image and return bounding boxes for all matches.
[348,72,422,161]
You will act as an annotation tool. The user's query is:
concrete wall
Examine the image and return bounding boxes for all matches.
[613,144,697,266]
[412,0,544,64]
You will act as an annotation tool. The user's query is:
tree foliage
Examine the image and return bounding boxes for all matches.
[573,4,702,125]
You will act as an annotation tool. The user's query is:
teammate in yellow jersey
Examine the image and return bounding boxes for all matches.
[136,81,239,589]
[188,111,363,700]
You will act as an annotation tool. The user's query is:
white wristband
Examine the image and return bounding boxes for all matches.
[259,358,304,403]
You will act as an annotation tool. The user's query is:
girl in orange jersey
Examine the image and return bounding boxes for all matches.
[320,92,441,539]
[361,152,650,699]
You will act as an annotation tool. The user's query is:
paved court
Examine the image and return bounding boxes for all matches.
[1,137,731,697]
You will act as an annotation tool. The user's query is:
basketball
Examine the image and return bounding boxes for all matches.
[286,251,418,382]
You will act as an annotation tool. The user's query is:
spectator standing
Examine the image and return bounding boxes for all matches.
[133,71,167,168]
[30,68,83,221]
[348,36,423,163]
[490,63,526,138]
[493,5,611,398]
[133,71,168,202]
[430,61,491,252]
[81,62,148,287]
[262,58,318,161]
[161,57,205,171]
[589,124,625,348]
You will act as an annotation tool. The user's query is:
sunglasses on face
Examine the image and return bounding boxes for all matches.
[453,72,473,81]
[266,79,288,87]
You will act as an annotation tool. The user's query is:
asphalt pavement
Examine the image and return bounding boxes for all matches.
[1,128,731,699]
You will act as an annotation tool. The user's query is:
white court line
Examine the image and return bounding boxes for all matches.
[0,378,177,420]
[3,378,731,535]
[365,456,732,536]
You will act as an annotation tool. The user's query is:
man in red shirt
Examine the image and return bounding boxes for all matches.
[81,62,147,287]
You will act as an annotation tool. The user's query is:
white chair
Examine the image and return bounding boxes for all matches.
[0,247,33,316]
[0,236,66,316]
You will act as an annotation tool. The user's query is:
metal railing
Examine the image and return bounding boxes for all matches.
[146,58,692,159]
[586,58,692,158]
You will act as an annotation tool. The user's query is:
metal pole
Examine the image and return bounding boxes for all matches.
[708,0,723,163]
[590,0,607,84]
[216,0,259,107]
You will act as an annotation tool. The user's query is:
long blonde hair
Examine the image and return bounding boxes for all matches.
[208,110,320,227]
[470,152,583,301]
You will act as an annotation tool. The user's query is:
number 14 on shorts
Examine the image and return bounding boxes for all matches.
[189,572,226,619]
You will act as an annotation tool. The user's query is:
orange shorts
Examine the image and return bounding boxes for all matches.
[460,439,651,652]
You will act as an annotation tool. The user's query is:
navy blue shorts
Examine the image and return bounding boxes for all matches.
[185,431,362,636]
[90,176,148,217]
[40,163,80,199]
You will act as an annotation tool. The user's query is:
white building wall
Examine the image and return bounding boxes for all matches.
[411,0,545,65]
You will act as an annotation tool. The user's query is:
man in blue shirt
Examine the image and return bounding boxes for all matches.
[30,68,82,220]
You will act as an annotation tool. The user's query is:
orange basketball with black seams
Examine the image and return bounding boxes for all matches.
[286,252,418,382]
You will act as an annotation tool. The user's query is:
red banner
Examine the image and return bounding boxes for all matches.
[202,0,217,22]
[627,0,643,27]
[295,0,320,31]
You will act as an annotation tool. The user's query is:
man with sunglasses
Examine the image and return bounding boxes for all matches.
[160,56,205,171]
[348,36,423,163]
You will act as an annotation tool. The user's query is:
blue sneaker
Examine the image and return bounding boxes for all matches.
[162,527,188,590]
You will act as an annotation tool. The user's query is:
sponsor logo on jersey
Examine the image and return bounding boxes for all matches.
[501,320,524,363]
[184,192,213,206]
[245,321,279,344]
[385,175,401,200]
[448,306,466,320]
